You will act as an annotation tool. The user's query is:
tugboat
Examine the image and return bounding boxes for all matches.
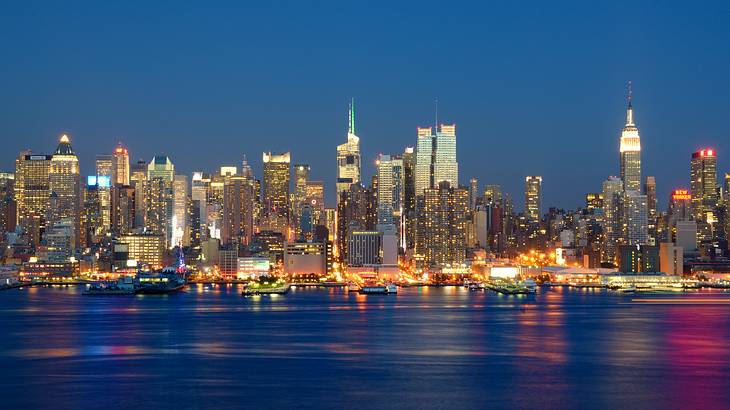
[242,276,291,296]
[83,277,136,295]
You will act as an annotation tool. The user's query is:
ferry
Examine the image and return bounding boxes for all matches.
[242,277,291,296]
[359,282,397,294]
[136,268,187,294]
[83,277,136,295]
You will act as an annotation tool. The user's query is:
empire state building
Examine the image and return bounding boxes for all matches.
[619,83,641,192]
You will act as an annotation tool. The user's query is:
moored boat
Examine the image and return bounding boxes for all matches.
[83,277,136,295]
[242,277,291,295]
[136,268,187,294]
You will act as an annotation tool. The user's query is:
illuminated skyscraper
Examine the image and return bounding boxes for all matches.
[146,156,175,248]
[402,147,416,251]
[262,152,290,236]
[111,184,135,235]
[293,164,310,234]
[173,174,188,246]
[644,176,657,245]
[49,134,81,247]
[690,148,718,243]
[15,151,51,246]
[619,83,642,192]
[415,126,433,196]
[222,175,255,245]
[415,124,459,196]
[304,181,325,226]
[601,176,623,264]
[113,143,130,186]
[95,154,113,233]
[130,159,147,228]
[623,190,648,246]
[336,99,361,202]
[469,178,478,210]
[418,181,468,267]
[376,154,404,226]
[524,176,542,222]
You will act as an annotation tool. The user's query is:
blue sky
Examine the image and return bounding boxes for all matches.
[1,1,729,208]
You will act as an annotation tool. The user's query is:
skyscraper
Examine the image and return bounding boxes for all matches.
[415,124,459,196]
[418,181,468,267]
[146,156,175,248]
[113,143,130,186]
[262,151,290,236]
[690,149,718,243]
[619,83,642,192]
[623,190,648,246]
[48,134,81,247]
[644,176,657,245]
[173,174,188,246]
[15,151,51,246]
[293,164,310,235]
[336,99,361,202]
[222,175,255,245]
[95,154,113,233]
[602,176,623,264]
[402,147,416,251]
[468,178,478,210]
[524,176,542,222]
[376,154,404,227]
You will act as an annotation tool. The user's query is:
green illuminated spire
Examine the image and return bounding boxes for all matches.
[348,98,356,135]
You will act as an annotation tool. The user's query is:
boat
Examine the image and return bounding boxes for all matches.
[83,277,136,295]
[519,279,538,293]
[359,282,397,294]
[346,282,361,292]
[242,277,291,295]
[617,284,636,293]
[136,268,187,294]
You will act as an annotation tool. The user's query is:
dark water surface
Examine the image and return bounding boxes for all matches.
[1,285,730,409]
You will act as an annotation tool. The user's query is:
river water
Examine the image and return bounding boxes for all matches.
[1,285,729,409]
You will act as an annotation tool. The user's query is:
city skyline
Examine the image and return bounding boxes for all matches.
[3,92,725,213]
[2,2,729,209]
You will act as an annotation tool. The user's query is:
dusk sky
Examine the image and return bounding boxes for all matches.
[2,1,729,208]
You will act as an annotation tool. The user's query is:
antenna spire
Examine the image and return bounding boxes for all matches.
[434,97,439,133]
[625,81,635,126]
[348,98,356,135]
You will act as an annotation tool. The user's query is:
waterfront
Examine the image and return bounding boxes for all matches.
[1,286,730,409]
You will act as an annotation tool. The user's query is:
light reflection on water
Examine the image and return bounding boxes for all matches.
[1,286,730,409]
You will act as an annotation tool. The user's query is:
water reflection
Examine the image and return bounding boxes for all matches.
[1,286,730,409]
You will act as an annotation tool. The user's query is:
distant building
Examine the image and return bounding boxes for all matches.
[284,241,326,276]
[619,244,658,273]
[347,230,382,266]
[659,242,683,275]
[262,152,290,236]
[524,176,542,222]
[418,181,469,268]
[117,233,164,269]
